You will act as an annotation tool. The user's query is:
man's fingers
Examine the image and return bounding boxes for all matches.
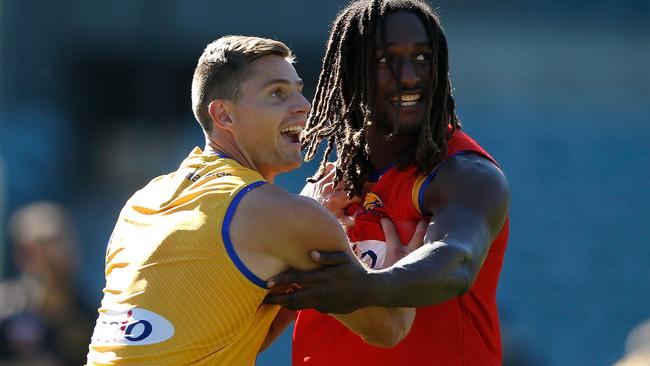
[407,220,428,251]
[323,190,346,206]
[380,217,400,244]
[263,292,292,305]
[340,215,355,229]
[300,181,318,198]
[266,272,300,289]
[267,266,342,289]
[321,164,336,183]
[310,250,350,265]
[302,164,337,199]
[321,182,335,195]
[324,162,336,178]
[263,288,323,310]
[264,292,315,310]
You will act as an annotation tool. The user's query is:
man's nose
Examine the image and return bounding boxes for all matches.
[398,60,421,88]
[293,93,311,114]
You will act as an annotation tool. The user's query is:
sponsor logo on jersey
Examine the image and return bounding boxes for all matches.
[91,307,174,346]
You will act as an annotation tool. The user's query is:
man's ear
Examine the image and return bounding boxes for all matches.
[208,99,233,130]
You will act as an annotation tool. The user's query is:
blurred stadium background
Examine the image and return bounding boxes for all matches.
[1,1,649,365]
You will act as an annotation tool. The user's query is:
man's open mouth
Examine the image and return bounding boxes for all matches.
[389,92,422,107]
[280,125,303,143]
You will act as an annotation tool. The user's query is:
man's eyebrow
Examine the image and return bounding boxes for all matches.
[378,41,431,49]
[262,78,304,88]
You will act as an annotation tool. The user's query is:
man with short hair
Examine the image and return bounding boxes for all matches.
[264,1,511,365]
[86,35,415,365]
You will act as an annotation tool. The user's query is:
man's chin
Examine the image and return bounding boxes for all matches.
[400,121,424,133]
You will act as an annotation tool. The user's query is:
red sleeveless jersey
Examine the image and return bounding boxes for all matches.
[292,131,510,366]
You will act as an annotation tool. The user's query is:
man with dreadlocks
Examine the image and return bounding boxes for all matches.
[264,0,510,365]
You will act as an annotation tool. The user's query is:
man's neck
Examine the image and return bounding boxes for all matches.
[204,135,276,182]
[366,127,416,172]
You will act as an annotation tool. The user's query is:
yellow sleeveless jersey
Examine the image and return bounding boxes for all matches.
[86,148,280,366]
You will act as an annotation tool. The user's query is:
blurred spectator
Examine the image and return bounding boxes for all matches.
[0,202,94,365]
[614,319,650,366]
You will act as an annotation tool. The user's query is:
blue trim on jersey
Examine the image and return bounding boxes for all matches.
[417,151,471,214]
[214,151,230,159]
[222,180,268,288]
[368,161,397,182]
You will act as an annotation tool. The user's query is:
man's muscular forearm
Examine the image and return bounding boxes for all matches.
[369,240,475,308]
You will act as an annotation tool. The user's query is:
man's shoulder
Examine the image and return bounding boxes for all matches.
[420,151,509,216]
[440,153,505,181]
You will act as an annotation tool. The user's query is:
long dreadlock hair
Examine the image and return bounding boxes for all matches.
[302,0,461,197]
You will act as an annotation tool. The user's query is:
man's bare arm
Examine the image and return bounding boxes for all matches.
[231,184,414,347]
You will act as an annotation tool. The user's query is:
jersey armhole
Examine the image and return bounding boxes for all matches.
[222,180,268,288]
[413,150,472,215]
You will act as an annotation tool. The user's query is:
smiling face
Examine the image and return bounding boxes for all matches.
[226,54,310,179]
[374,11,432,136]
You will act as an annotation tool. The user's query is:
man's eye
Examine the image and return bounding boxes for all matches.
[378,56,388,64]
[271,89,284,98]
[414,54,429,61]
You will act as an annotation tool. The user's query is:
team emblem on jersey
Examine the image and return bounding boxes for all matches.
[363,192,384,211]
[90,307,175,346]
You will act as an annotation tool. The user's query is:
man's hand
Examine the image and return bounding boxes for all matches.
[263,220,428,312]
[381,218,428,268]
[301,162,360,227]
[263,250,374,314]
